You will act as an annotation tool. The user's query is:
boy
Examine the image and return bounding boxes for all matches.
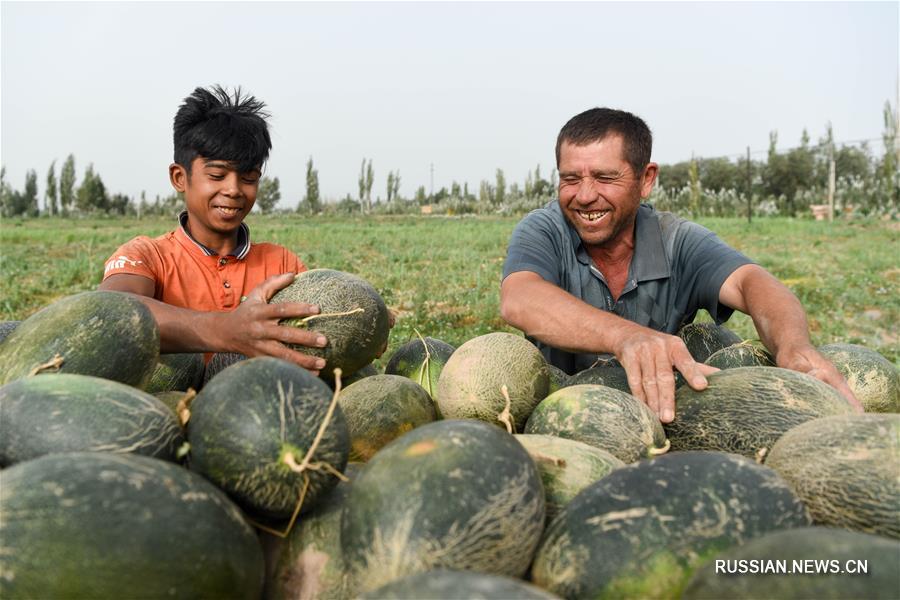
[101,85,327,374]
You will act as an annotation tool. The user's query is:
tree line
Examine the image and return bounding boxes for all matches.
[3,102,897,219]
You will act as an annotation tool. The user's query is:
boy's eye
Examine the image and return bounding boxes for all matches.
[242,176,259,184]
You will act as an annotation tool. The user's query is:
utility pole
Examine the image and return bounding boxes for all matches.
[430,163,434,199]
[746,146,752,224]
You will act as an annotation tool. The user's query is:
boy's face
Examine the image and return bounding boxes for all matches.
[169,157,260,241]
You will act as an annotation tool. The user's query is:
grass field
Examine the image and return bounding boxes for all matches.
[1,213,897,365]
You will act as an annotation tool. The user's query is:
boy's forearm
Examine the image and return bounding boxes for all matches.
[133,295,227,354]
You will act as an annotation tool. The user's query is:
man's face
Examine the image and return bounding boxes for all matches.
[170,157,260,241]
[557,136,657,249]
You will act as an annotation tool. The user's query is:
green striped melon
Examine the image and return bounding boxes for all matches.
[524,384,669,463]
[271,269,390,379]
[0,291,159,388]
[187,357,350,520]
[665,367,854,458]
[340,419,545,593]
[145,353,205,393]
[765,414,900,539]
[435,332,549,431]
[0,373,184,466]
[360,569,562,600]
[339,374,437,461]
[515,433,624,522]
[0,320,19,344]
[677,322,742,363]
[0,452,264,599]
[266,463,363,600]
[683,527,900,600]
[704,340,774,369]
[385,336,456,398]
[531,451,810,600]
[818,343,899,413]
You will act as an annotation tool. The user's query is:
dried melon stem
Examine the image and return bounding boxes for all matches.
[414,328,434,397]
[175,389,197,427]
[258,369,350,538]
[28,353,64,376]
[498,385,514,434]
[300,307,364,326]
[647,438,671,456]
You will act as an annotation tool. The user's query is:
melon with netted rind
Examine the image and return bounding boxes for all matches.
[525,384,669,463]
[677,322,742,363]
[531,451,810,600]
[818,343,899,413]
[360,569,562,599]
[515,433,624,522]
[665,367,855,459]
[339,374,437,461]
[436,332,549,432]
[765,413,900,539]
[271,269,390,379]
[340,419,545,594]
[704,340,774,369]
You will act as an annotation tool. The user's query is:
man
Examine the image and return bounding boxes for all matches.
[101,86,328,374]
[500,107,859,423]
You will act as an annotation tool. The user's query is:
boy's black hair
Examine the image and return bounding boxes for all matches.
[556,107,653,176]
[173,85,272,174]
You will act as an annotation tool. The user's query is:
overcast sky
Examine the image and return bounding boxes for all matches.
[2,1,897,209]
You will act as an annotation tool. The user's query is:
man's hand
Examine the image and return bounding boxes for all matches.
[775,343,863,411]
[219,273,328,375]
[614,325,718,424]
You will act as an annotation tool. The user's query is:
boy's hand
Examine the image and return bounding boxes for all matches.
[221,273,328,375]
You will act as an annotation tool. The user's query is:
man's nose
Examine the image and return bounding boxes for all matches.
[574,177,597,203]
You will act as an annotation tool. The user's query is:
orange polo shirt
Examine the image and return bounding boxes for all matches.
[102,214,306,311]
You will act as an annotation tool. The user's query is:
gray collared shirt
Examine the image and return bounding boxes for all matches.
[502,201,753,374]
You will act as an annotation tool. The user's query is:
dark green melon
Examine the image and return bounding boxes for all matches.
[187,357,350,520]
[665,367,854,458]
[515,433,624,522]
[266,463,363,600]
[765,414,900,539]
[546,363,572,395]
[704,340,774,369]
[341,419,545,593]
[818,343,899,413]
[360,569,562,600]
[567,361,631,393]
[0,320,20,344]
[677,322,742,363]
[270,269,390,379]
[202,352,247,387]
[145,352,205,393]
[385,336,456,398]
[524,384,669,463]
[0,291,159,388]
[531,451,810,600]
[683,527,900,600]
[0,373,184,467]
[339,374,437,461]
[0,452,264,599]
[435,332,549,431]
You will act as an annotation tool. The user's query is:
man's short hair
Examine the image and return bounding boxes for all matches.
[173,85,272,174]
[555,108,653,176]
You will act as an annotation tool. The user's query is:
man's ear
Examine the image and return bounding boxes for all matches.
[169,163,188,193]
[640,162,659,199]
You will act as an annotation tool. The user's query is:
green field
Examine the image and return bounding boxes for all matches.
[1,213,897,365]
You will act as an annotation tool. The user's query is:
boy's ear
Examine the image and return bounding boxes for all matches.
[169,163,188,192]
